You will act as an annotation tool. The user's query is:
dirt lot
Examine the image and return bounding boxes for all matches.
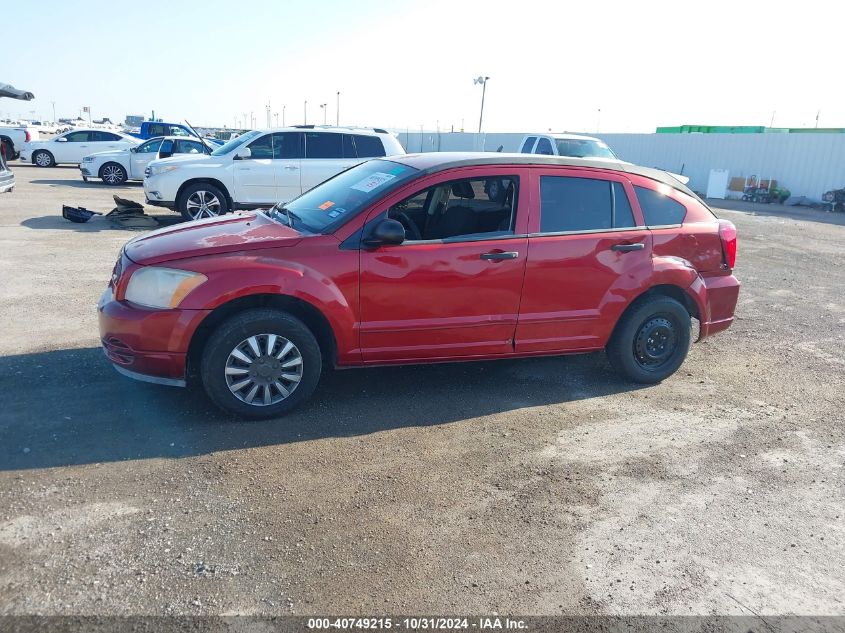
[0,164,843,616]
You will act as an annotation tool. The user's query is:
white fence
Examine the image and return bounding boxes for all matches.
[395,131,845,200]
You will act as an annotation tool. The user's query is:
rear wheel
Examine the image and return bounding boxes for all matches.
[179,182,229,221]
[606,296,691,384]
[33,150,54,167]
[200,309,322,418]
[100,162,127,185]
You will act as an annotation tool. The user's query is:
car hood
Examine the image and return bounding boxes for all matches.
[147,153,215,169]
[124,211,304,266]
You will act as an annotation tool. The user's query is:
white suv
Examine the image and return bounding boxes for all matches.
[519,133,621,160]
[143,126,405,220]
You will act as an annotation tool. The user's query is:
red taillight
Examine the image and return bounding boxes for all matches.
[718,220,737,270]
[24,130,31,143]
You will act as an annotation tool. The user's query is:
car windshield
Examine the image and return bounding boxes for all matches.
[272,159,419,233]
[555,139,617,159]
[211,130,261,156]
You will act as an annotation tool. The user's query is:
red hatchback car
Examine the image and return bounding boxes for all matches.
[99,153,739,418]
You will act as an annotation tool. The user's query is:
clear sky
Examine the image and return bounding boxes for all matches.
[3,0,842,133]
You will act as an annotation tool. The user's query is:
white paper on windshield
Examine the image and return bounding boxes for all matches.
[350,172,396,193]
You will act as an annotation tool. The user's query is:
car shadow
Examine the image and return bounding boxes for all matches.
[29,179,142,189]
[21,214,184,232]
[0,346,645,471]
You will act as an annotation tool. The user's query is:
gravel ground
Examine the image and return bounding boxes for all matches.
[0,164,843,616]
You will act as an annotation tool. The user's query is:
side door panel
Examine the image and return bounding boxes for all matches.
[233,133,277,204]
[358,167,531,362]
[129,138,162,178]
[515,168,653,353]
[272,132,303,204]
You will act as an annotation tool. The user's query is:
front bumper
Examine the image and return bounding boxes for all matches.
[98,288,210,386]
[80,164,94,177]
[19,150,29,162]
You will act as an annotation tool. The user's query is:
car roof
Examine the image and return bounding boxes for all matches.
[528,132,603,142]
[389,152,698,199]
[258,125,391,136]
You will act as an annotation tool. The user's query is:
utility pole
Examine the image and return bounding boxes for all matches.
[274,112,279,126]
[304,100,307,125]
[51,101,56,122]
[243,112,248,129]
[266,102,271,127]
[473,76,489,133]
[336,91,340,126]
[282,105,286,126]
[320,103,327,125]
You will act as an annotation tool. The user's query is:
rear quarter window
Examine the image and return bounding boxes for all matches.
[635,185,687,226]
[354,135,386,158]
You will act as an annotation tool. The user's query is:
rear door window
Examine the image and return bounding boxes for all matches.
[539,176,637,233]
[305,132,343,159]
[634,185,687,226]
[535,138,554,155]
[353,135,386,158]
[94,131,122,142]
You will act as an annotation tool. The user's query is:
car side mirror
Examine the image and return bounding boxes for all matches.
[363,218,405,247]
[129,147,137,153]
[56,137,68,142]
[235,147,251,160]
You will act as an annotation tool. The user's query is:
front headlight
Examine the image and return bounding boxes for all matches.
[124,267,207,309]
[148,164,180,177]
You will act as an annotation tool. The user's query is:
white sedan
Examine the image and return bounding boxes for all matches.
[81,136,214,185]
[21,128,139,167]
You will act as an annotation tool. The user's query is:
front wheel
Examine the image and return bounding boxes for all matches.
[100,162,127,185]
[200,309,322,418]
[33,150,55,167]
[606,296,691,384]
[179,182,229,221]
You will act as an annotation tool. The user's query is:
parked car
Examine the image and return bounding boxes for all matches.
[129,121,202,140]
[143,126,406,220]
[519,133,620,160]
[81,136,215,185]
[0,142,14,193]
[0,125,39,160]
[21,129,140,167]
[100,152,740,418]
[519,132,690,185]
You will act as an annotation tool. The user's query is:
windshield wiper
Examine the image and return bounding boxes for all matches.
[270,203,300,227]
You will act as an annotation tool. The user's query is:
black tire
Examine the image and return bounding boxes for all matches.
[99,162,127,186]
[200,309,322,419]
[33,150,55,168]
[179,182,229,221]
[606,296,691,384]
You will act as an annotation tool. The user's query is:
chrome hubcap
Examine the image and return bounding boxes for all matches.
[225,334,303,406]
[103,165,124,183]
[186,190,221,219]
[35,153,50,166]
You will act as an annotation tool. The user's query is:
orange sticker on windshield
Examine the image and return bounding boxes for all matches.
[319,201,335,211]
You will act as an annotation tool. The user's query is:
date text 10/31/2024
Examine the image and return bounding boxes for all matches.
[306,617,528,630]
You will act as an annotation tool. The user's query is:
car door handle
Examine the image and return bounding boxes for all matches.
[283,165,299,170]
[480,251,519,261]
[611,243,645,252]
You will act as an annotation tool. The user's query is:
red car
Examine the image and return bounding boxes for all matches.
[99,153,739,418]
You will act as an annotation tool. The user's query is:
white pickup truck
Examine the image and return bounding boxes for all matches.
[0,125,39,160]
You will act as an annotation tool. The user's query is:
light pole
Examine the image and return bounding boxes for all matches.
[336,91,340,126]
[51,101,56,122]
[473,76,489,133]
[320,103,327,125]
[304,100,307,125]
[266,102,271,128]
[274,112,279,126]
[282,105,286,126]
